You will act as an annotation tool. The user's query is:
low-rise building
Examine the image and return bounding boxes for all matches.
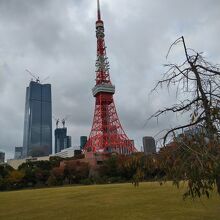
[7,156,50,169]
[54,146,76,158]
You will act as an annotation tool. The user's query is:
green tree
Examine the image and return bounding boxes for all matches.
[0,164,14,190]
[7,170,25,189]
[0,164,14,178]
[18,161,53,187]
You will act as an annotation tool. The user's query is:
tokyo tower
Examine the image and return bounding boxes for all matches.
[84,0,137,154]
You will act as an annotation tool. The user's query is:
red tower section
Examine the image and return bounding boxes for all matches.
[84,0,137,154]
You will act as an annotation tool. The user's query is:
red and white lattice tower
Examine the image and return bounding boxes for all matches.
[84,0,137,154]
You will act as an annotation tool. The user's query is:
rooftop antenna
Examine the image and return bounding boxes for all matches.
[25,69,40,83]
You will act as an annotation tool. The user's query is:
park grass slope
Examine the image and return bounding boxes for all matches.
[0,182,219,220]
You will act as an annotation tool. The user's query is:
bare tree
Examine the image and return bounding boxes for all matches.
[151,36,220,198]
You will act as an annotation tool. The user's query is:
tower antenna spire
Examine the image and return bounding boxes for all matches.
[97,0,101,20]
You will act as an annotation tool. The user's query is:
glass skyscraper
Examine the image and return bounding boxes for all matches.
[23,81,52,157]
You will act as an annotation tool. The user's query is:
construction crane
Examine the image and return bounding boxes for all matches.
[41,76,50,84]
[53,115,71,129]
[25,69,50,84]
[61,115,70,128]
[62,114,73,128]
[25,69,40,83]
[62,119,65,128]
[53,116,60,128]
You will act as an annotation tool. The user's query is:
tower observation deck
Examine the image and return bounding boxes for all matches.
[83,0,137,154]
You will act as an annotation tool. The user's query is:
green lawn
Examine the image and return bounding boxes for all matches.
[0,182,219,220]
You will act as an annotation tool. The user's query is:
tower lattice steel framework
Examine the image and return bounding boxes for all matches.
[84,0,137,154]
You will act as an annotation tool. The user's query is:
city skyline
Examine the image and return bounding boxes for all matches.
[0,0,220,159]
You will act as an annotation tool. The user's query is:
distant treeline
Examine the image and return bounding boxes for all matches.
[0,152,167,191]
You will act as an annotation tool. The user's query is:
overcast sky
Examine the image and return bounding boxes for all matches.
[0,0,219,159]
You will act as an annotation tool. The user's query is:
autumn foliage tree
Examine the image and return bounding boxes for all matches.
[151,36,220,198]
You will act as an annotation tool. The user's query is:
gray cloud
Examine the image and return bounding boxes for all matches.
[0,0,219,159]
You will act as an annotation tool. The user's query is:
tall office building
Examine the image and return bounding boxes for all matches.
[0,151,5,164]
[55,127,71,153]
[142,136,156,155]
[23,80,52,157]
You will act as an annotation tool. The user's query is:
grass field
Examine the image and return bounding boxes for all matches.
[0,182,219,220]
